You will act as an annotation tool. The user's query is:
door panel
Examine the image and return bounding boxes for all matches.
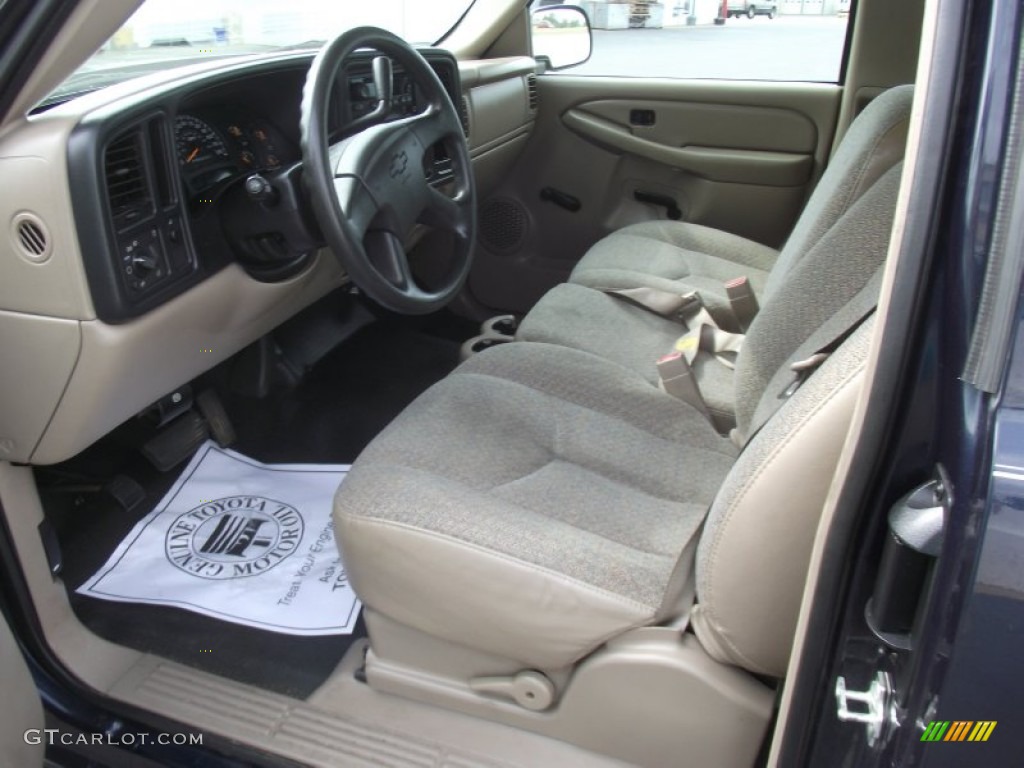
[564,100,817,185]
[467,76,841,314]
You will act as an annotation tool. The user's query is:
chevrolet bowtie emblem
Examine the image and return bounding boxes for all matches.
[389,150,409,178]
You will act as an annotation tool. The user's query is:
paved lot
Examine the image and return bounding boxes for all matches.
[568,16,849,82]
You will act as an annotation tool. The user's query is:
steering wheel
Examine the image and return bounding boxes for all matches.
[300,28,476,314]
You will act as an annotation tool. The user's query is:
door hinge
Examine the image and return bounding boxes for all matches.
[866,467,950,650]
[835,671,896,747]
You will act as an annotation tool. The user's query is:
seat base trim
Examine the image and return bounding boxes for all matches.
[362,611,775,768]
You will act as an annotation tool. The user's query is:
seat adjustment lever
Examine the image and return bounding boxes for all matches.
[469,670,555,711]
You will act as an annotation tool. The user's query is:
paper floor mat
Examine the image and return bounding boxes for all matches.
[78,441,360,636]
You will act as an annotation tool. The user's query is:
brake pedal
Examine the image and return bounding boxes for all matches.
[142,411,210,471]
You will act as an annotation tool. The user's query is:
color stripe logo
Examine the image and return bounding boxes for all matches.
[921,721,997,742]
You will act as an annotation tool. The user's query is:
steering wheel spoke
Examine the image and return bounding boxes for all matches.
[366,230,416,292]
[409,106,455,153]
[333,175,379,240]
[421,187,471,237]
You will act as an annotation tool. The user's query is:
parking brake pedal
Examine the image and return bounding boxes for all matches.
[103,475,146,514]
[142,411,210,472]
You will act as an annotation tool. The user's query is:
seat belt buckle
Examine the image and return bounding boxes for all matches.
[673,291,704,324]
[657,352,709,415]
[725,276,759,332]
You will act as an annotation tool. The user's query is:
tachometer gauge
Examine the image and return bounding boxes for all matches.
[175,115,229,166]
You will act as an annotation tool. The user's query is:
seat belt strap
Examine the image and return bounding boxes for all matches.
[607,287,698,322]
[725,276,759,332]
[737,304,878,450]
[776,308,875,402]
[606,286,743,330]
[656,352,710,416]
[672,304,745,370]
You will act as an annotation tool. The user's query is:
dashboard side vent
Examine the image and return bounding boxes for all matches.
[459,95,471,138]
[12,213,51,262]
[104,130,152,228]
[527,74,539,112]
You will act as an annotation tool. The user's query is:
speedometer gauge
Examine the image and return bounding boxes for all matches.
[175,115,229,166]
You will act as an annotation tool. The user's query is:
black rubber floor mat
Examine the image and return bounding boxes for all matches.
[70,593,364,699]
[53,476,363,699]
[224,320,464,464]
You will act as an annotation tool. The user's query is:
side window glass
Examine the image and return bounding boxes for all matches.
[530,1,850,82]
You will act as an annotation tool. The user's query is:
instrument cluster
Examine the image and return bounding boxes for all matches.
[174,112,291,200]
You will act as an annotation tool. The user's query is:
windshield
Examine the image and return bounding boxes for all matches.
[48,0,474,104]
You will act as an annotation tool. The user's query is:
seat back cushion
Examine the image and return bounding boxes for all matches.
[763,85,913,300]
[734,163,902,440]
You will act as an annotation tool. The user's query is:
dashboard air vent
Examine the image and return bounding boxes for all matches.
[12,212,51,262]
[459,95,471,138]
[527,74,538,112]
[104,130,151,228]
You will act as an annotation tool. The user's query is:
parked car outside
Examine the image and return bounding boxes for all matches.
[727,0,778,19]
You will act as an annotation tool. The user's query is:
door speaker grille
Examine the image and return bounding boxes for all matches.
[12,213,52,262]
[478,198,528,254]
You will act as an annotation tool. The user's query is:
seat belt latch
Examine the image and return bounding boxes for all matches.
[657,352,709,415]
[725,276,759,332]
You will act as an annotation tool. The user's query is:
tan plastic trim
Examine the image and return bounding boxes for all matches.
[0,464,143,692]
[834,0,926,149]
[440,0,526,60]
[458,56,537,89]
[0,112,96,320]
[0,311,80,463]
[563,109,813,186]
[30,257,343,466]
[457,58,538,196]
[0,606,43,767]
[466,76,532,151]
[363,620,774,768]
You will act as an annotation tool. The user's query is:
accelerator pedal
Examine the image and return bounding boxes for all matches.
[196,389,236,447]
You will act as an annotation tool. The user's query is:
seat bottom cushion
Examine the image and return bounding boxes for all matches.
[517,283,737,423]
[333,342,736,669]
[570,221,776,307]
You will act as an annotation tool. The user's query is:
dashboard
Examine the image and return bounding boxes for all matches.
[67,50,464,323]
[0,47,539,465]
